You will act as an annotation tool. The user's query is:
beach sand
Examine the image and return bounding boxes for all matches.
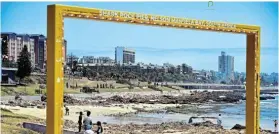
[0,103,178,123]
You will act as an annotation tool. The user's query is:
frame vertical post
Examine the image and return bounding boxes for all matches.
[246,30,260,134]
[47,5,64,134]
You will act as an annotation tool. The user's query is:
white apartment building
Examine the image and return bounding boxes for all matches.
[1,33,36,68]
[115,46,135,64]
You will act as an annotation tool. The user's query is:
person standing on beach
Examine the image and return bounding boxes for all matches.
[78,112,83,132]
[65,106,69,116]
[274,120,278,132]
[83,111,93,132]
[217,114,222,126]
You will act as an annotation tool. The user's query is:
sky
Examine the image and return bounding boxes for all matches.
[1,2,278,73]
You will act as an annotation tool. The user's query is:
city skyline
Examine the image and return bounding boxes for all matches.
[68,46,277,73]
[1,2,278,73]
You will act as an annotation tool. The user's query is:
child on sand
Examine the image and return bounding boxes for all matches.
[95,121,103,134]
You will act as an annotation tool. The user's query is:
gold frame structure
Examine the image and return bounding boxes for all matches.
[47,4,261,134]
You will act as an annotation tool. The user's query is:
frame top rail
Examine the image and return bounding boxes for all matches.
[49,4,260,34]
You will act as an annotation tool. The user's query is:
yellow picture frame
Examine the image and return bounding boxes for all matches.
[47,4,261,134]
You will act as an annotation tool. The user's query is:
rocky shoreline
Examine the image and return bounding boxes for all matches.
[44,119,272,134]
[2,90,277,109]
[1,106,274,134]
[90,91,245,105]
[1,90,276,134]
[0,91,245,108]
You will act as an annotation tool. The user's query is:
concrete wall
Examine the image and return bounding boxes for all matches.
[23,122,78,134]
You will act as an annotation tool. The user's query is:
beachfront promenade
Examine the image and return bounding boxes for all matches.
[167,82,245,89]
[167,82,277,90]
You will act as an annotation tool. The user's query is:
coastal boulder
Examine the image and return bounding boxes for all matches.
[260,96,275,100]
[192,121,222,129]
[15,95,23,101]
[37,105,45,109]
[231,124,245,130]
[243,96,275,100]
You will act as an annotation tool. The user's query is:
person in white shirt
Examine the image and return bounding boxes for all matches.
[83,111,93,134]
[217,114,222,126]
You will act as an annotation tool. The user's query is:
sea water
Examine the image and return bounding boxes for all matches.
[108,95,278,131]
[220,95,278,130]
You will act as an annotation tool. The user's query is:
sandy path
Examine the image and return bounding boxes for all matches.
[0,103,177,123]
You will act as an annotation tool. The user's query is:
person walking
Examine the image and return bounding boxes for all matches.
[78,112,83,132]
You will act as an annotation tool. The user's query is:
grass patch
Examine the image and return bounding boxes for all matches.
[1,85,41,96]
[1,123,40,134]
[65,78,130,88]
[14,85,41,95]
[98,87,153,93]
[1,78,155,96]
[158,86,174,91]
[1,84,82,96]
[64,88,81,94]
[1,108,43,134]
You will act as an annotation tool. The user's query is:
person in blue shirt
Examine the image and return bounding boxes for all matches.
[83,111,93,131]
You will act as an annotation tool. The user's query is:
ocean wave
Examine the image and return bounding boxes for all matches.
[261,94,279,97]
[260,101,272,104]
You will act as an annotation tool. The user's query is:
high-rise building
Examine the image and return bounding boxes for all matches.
[115,46,135,64]
[30,34,47,69]
[1,33,35,67]
[218,51,234,80]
